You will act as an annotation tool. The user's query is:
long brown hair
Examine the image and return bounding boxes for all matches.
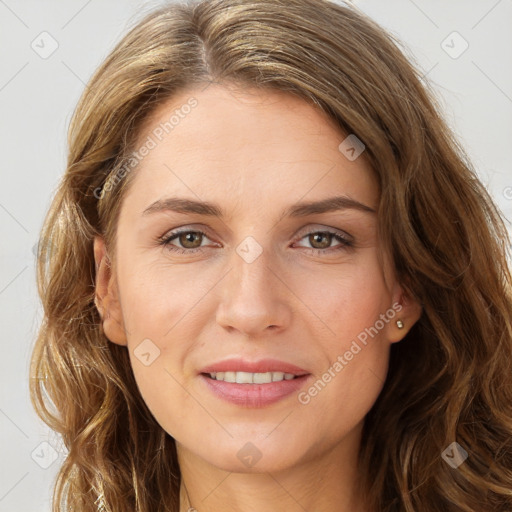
[30,0,512,510]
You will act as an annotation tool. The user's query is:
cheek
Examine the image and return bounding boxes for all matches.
[115,256,228,428]
[293,258,392,409]
[118,254,216,339]
[295,275,393,446]
[292,254,391,343]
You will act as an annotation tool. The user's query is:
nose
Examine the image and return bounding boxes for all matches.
[215,243,292,337]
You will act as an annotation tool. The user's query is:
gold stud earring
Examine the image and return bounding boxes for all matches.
[396,319,404,329]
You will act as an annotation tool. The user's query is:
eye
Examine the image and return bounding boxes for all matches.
[158,227,353,255]
[158,229,212,255]
[293,229,353,253]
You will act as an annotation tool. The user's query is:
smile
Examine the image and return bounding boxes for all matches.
[206,371,298,383]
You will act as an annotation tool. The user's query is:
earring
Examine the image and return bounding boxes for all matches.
[396,319,404,329]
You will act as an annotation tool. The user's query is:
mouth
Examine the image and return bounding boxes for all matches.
[199,371,312,407]
[202,371,304,384]
[197,358,311,406]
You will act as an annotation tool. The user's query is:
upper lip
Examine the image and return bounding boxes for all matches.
[199,358,310,376]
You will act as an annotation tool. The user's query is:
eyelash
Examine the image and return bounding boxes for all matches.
[158,227,353,255]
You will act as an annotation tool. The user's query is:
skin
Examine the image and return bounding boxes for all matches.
[94,83,422,512]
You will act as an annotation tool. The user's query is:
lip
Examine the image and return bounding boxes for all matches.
[198,358,312,408]
[199,373,312,407]
[199,357,310,376]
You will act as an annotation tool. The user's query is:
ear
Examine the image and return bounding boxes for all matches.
[93,236,128,346]
[387,283,423,344]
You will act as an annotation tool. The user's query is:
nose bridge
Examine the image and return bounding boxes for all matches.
[216,233,289,334]
[229,234,275,304]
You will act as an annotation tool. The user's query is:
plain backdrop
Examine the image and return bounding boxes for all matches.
[0,0,511,510]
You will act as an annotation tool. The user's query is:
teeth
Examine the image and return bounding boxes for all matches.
[253,372,273,383]
[208,371,297,383]
[223,371,236,383]
[236,371,253,384]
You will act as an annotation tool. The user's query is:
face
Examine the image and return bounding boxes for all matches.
[94,83,421,474]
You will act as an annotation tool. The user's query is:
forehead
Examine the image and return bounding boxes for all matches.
[124,83,378,216]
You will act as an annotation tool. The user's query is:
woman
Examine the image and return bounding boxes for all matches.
[30,0,512,511]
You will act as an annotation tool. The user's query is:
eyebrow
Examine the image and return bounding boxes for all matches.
[142,195,376,218]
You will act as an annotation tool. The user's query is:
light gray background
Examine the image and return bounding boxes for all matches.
[0,0,511,510]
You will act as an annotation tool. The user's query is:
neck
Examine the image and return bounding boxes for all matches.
[177,426,372,512]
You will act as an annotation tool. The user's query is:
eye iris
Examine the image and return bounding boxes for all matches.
[180,232,202,248]
[310,233,331,249]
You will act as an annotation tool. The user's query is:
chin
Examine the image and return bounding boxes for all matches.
[192,437,307,474]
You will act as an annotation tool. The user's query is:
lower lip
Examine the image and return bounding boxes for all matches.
[199,373,311,407]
